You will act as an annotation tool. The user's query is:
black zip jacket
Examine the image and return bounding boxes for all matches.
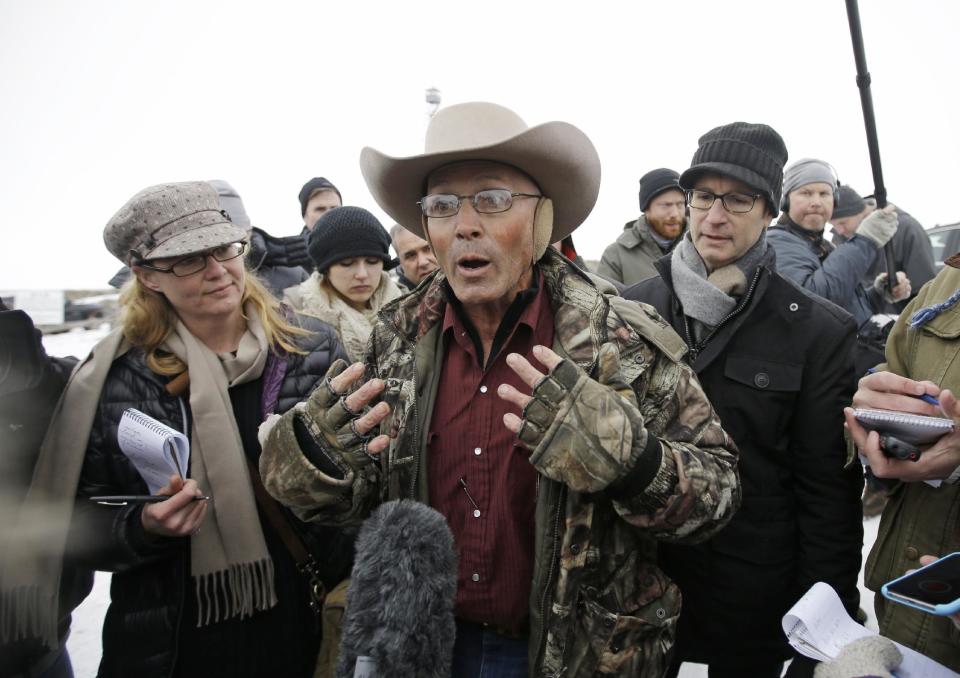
[623,252,864,665]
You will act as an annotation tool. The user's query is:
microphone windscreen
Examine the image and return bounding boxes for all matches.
[336,499,458,678]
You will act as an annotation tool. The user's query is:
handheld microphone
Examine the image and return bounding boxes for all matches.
[336,499,458,678]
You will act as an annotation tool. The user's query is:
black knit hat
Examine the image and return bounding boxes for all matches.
[832,184,867,219]
[307,206,397,273]
[679,122,788,211]
[298,177,342,216]
[638,168,682,212]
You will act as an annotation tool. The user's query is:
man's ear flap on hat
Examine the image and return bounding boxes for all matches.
[532,198,554,262]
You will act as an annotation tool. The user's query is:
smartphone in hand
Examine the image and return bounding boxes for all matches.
[882,552,960,616]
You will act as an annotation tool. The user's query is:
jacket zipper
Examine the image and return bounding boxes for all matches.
[536,483,566,674]
[378,313,422,501]
[409,361,421,500]
[168,397,190,677]
[533,354,598,673]
[683,267,763,362]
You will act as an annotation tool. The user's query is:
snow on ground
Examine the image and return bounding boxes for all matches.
[41,324,111,361]
[46,327,883,678]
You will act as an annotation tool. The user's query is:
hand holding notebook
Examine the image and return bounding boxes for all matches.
[115,408,190,494]
[844,372,960,487]
[853,409,955,447]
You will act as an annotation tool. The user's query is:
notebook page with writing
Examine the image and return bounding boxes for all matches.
[116,408,190,494]
[783,583,955,677]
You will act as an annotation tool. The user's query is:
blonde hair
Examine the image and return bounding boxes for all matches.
[120,271,308,376]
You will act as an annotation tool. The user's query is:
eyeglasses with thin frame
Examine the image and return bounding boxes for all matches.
[137,241,247,277]
[418,189,541,218]
[686,189,762,214]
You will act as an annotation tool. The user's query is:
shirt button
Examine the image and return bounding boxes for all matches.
[473,509,481,518]
[472,573,480,582]
[789,302,799,312]
[474,447,482,456]
[905,547,920,561]
[754,372,770,388]
[479,385,488,393]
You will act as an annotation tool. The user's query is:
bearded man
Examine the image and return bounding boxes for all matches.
[599,167,687,285]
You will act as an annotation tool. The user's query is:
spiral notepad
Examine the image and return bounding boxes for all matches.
[116,408,190,494]
[854,408,954,446]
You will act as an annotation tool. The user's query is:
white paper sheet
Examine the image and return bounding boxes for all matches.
[116,408,189,494]
[783,582,957,678]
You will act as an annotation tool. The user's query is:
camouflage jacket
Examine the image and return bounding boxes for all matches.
[261,249,740,677]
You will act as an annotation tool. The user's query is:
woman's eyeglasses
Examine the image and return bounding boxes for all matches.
[138,241,247,277]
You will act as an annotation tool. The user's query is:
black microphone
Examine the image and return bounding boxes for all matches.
[336,499,458,678]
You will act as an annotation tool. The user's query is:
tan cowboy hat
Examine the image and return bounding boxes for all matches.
[359,102,601,242]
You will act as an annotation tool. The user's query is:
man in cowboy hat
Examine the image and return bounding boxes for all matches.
[259,102,740,677]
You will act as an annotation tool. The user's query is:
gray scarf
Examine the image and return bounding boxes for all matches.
[670,232,768,339]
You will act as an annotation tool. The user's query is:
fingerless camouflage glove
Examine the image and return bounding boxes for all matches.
[260,359,381,524]
[519,344,662,495]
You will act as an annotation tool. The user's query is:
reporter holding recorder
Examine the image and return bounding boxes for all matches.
[1,182,354,678]
[845,253,960,670]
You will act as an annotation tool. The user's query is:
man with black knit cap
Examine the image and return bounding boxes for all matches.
[299,177,343,231]
[830,184,935,311]
[625,122,864,678]
[598,167,686,285]
[768,159,911,329]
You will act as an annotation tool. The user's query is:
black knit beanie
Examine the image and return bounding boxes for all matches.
[832,184,867,219]
[298,177,342,216]
[638,168,682,212]
[307,206,397,273]
[679,122,788,212]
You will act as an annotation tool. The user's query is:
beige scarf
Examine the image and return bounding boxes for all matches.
[160,308,274,626]
[1,304,274,647]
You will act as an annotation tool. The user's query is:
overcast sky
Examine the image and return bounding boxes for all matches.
[2,0,958,290]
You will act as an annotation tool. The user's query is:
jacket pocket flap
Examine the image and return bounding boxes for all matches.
[921,306,960,339]
[724,355,803,392]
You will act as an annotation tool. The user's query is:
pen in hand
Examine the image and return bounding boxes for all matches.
[90,495,211,505]
[865,367,941,406]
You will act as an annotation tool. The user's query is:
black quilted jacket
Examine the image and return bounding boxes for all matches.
[68,316,353,678]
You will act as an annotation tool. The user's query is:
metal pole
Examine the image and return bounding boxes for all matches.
[844,0,897,292]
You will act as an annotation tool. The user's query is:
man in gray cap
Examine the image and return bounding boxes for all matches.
[831,184,935,311]
[768,158,911,330]
[624,123,863,678]
[259,101,740,677]
[598,167,687,285]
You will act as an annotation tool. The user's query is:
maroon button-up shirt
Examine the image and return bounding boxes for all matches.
[427,272,555,633]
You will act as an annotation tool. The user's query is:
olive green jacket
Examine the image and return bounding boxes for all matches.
[865,264,960,671]
[261,250,740,676]
[597,216,682,287]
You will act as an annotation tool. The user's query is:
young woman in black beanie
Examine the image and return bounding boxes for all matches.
[283,206,402,360]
